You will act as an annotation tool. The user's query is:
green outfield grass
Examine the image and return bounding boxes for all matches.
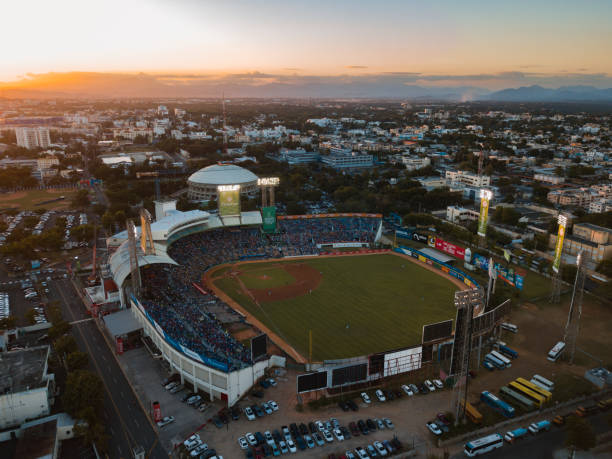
[214,254,458,361]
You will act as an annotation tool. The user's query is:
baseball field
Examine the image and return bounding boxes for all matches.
[208,253,460,361]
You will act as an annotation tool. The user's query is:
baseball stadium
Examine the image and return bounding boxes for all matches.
[107,164,484,405]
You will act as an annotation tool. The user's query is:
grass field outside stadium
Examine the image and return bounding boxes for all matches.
[209,253,459,361]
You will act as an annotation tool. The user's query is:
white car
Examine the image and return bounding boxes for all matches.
[361,392,371,404]
[268,400,279,411]
[190,443,208,457]
[424,380,436,392]
[156,416,175,428]
[374,441,388,456]
[238,437,248,449]
[287,439,297,453]
[322,430,334,443]
[426,421,443,436]
[315,420,325,432]
[165,381,179,391]
[401,384,414,396]
[246,433,257,446]
[433,379,444,389]
[264,430,274,446]
[375,389,386,402]
[346,451,357,459]
[186,439,203,451]
[355,446,370,459]
[383,418,394,429]
[183,434,200,449]
[333,428,344,441]
[244,406,255,421]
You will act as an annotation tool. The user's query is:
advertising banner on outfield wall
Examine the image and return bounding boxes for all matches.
[412,232,428,243]
[427,235,436,248]
[434,237,466,259]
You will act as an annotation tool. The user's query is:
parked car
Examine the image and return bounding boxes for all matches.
[268,400,279,411]
[383,418,394,429]
[157,416,175,428]
[375,389,386,402]
[313,432,325,446]
[374,441,388,456]
[238,437,249,449]
[347,399,359,411]
[322,429,334,442]
[246,433,257,446]
[183,434,201,449]
[426,421,443,436]
[424,380,436,392]
[433,379,444,389]
[244,406,256,421]
[401,384,414,396]
[366,418,377,431]
[333,428,344,441]
[190,443,208,457]
[361,392,371,404]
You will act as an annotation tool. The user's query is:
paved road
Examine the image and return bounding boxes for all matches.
[50,279,168,459]
[450,411,611,459]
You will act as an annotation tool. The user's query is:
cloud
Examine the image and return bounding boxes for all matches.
[345,65,368,69]
[1,70,611,99]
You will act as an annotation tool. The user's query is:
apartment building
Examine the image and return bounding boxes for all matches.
[534,173,565,185]
[15,127,51,149]
[559,222,612,263]
[402,155,431,171]
[445,170,491,187]
[446,205,480,223]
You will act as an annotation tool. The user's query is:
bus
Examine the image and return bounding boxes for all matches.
[515,378,552,402]
[501,322,518,333]
[481,391,515,418]
[500,386,535,410]
[490,350,512,368]
[464,401,483,425]
[547,341,566,362]
[531,374,554,392]
[464,433,504,456]
[504,427,528,443]
[484,353,506,370]
[500,345,518,359]
[509,381,546,408]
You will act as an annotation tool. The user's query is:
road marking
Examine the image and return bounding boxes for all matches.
[134,419,140,428]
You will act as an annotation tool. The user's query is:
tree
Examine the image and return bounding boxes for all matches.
[54,334,77,358]
[71,224,96,242]
[0,315,17,330]
[25,308,37,325]
[66,351,89,371]
[48,320,71,340]
[113,210,126,226]
[101,211,114,231]
[565,416,596,451]
[71,189,90,208]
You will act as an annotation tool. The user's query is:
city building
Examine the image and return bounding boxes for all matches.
[15,127,51,149]
[446,205,480,223]
[0,346,55,430]
[187,163,259,201]
[275,148,320,165]
[534,173,565,185]
[401,155,431,171]
[589,199,612,214]
[320,150,373,169]
[554,222,612,263]
[37,157,60,171]
[445,170,491,187]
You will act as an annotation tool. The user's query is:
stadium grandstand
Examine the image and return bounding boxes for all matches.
[107,205,382,405]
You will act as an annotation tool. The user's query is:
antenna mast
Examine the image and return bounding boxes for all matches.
[222,93,228,155]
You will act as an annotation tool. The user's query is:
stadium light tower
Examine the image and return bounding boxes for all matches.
[564,251,588,364]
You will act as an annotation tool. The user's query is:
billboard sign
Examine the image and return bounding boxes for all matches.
[251,334,267,361]
[217,185,241,217]
[434,237,466,259]
[427,235,436,248]
[261,206,276,233]
[395,229,412,239]
[383,346,422,376]
[412,232,428,243]
[552,215,567,273]
[478,189,492,237]
[297,371,328,393]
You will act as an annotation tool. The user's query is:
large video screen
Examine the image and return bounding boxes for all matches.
[422,319,453,343]
[331,363,368,387]
[218,185,240,217]
[297,371,328,393]
[251,334,267,361]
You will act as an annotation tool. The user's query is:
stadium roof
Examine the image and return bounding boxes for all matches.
[103,309,142,337]
[188,164,258,185]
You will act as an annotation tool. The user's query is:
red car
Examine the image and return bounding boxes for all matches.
[253,446,264,459]
[436,412,451,426]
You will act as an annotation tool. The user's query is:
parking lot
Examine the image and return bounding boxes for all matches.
[111,339,455,458]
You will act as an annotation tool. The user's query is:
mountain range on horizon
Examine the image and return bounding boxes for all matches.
[1,72,611,102]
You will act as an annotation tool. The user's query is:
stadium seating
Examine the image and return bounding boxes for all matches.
[140,216,381,371]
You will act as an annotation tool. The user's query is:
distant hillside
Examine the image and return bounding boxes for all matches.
[484,85,612,102]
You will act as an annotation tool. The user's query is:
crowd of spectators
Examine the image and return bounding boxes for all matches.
[140,216,381,372]
[141,265,251,371]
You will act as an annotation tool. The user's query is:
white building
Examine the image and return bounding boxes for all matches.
[446,206,480,224]
[534,173,565,185]
[15,127,51,150]
[401,156,431,171]
[0,346,54,430]
[445,170,491,187]
[589,199,612,214]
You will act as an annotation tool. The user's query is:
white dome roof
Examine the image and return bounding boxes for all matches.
[188,164,258,185]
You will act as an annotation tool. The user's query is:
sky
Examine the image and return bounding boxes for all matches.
[1,0,611,91]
